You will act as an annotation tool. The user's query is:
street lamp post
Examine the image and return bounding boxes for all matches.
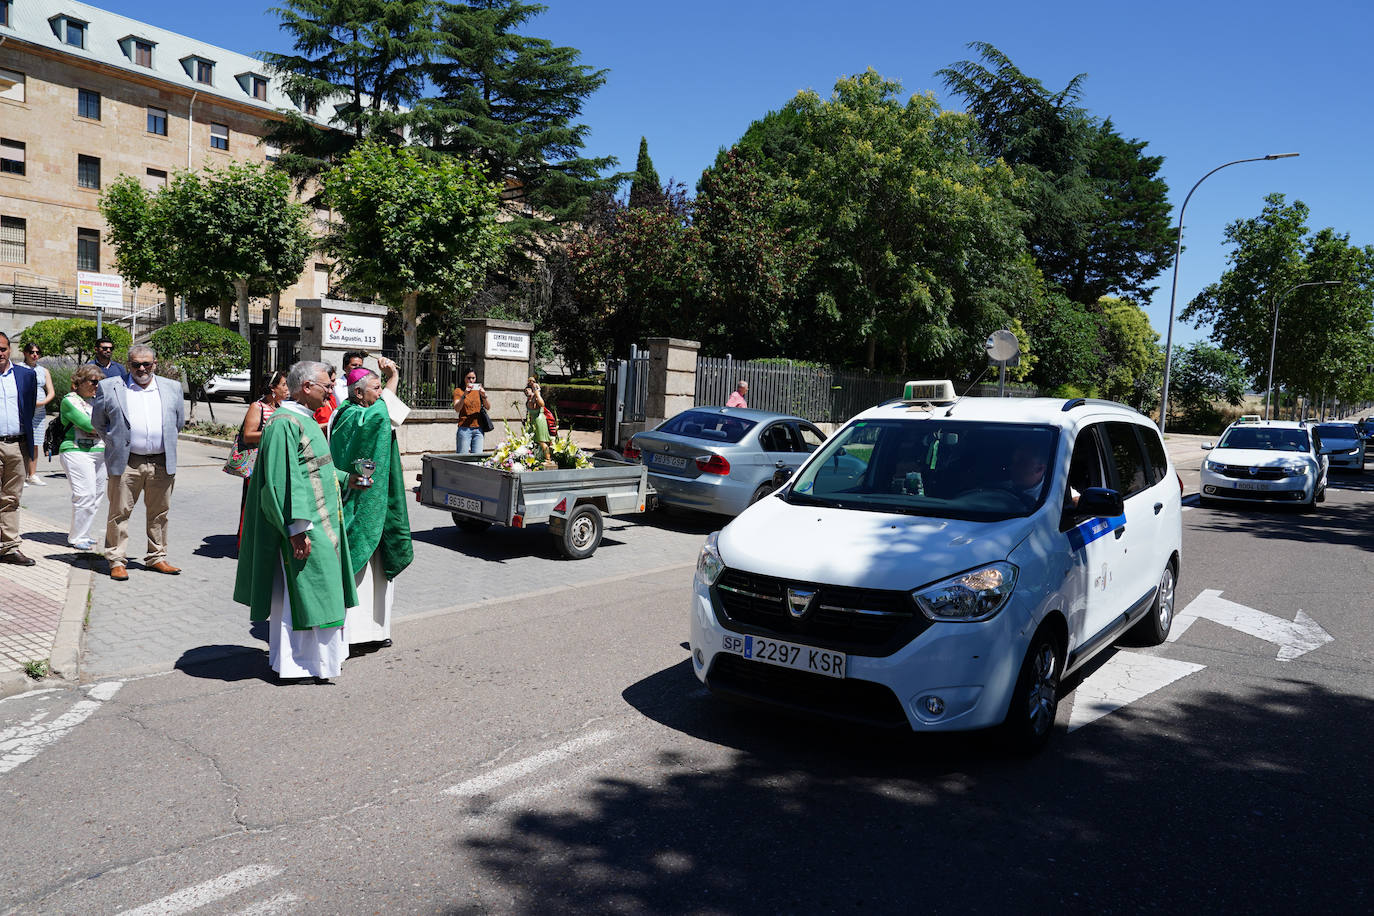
[1264,280,1345,420]
[1157,153,1300,433]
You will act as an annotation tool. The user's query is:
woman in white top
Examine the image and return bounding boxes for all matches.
[22,342,54,485]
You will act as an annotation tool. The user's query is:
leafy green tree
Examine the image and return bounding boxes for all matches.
[19,319,131,365]
[417,0,612,226]
[628,136,663,209]
[99,177,180,326]
[1166,342,1247,430]
[1098,296,1163,409]
[262,0,437,184]
[149,321,250,421]
[322,141,506,379]
[1026,293,1103,390]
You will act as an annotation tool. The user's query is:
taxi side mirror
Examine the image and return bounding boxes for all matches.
[1077,487,1124,519]
[1200,442,1213,450]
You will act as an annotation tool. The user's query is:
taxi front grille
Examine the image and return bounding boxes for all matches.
[713,569,930,656]
[1212,464,1291,480]
[706,654,909,729]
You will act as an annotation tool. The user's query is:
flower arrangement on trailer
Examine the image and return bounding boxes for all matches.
[480,421,591,472]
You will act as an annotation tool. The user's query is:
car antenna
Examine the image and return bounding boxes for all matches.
[945,366,990,416]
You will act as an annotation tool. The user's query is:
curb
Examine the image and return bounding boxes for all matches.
[49,562,93,683]
[179,433,234,448]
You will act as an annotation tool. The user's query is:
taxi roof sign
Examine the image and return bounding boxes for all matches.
[903,380,956,402]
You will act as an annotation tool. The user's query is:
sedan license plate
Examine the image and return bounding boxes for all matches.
[722,634,845,679]
[1234,480,1271,491]
[445,493,482,513]
[651,453,689,470]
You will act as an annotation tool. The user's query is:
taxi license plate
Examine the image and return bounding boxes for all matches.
[722,634,845,679]
[651,453,689,470]
[1234,480,1270,491]
[445,493,482,513]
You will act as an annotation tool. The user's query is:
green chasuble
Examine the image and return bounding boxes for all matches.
[234,404,359,629]
[330,399,414,579]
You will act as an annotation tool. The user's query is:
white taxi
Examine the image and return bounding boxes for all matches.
[1199,419,1329,508]
[689,383,1183,752]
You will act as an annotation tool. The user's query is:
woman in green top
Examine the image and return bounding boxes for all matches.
[59,365,107,552]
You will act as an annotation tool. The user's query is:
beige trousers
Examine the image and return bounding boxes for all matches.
[0,438,23,555]
[105,452,175,566]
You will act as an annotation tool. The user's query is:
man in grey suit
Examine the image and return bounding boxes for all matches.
[92,344,185,580]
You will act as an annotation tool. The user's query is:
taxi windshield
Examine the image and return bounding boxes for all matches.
[785,419,1058,522]
[1217,426,1310,452]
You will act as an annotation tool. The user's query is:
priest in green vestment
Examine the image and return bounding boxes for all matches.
[235,361,362,682]
[330,367,414,651]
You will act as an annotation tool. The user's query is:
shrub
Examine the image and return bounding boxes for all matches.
[19,319,131,364]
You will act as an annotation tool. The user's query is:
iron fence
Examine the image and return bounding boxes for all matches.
[380,347,467,409]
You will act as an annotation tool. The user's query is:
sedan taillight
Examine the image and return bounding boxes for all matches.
[623,438,641,460]
[696,454,731,475]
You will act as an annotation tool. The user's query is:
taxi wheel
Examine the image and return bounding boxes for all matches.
[556,504,603,559]
[1130,562,1175,646]
[1001,629,1062,755]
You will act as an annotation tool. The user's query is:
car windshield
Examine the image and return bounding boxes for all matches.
[1217,426,1310,452]
[657,410,758,444]
[784,419,1059,522]
[1315,424,1356,439]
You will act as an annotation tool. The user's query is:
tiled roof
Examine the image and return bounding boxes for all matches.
[0,0,331,124]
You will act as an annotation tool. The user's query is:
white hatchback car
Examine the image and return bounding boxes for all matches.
[1199,420,1330,508]
[690,385,1183,752]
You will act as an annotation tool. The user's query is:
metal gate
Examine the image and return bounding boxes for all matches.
[249,321,301,391]
[602,344,650,450]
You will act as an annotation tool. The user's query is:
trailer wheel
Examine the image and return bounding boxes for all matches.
[556,504,604,559]
[452,514,492,534]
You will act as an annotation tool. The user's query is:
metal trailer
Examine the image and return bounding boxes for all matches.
[417,454,653,559]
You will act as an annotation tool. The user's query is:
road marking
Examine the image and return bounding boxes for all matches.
[116,865,282,916]
[444,729,615,799]
[1168,589,1334,661]
[228,892,299,916]
[0,682,122,775]
[1067,651,1205,732]
[481,743,640,817]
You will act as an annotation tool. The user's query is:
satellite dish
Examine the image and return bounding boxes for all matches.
[985,329,1020,362]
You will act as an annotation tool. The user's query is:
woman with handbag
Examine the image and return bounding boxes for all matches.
[233,371,288,540]
[58,365,106,551]
[452,370,491,453]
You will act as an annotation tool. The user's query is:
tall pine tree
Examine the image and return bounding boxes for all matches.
[628,136,663,209]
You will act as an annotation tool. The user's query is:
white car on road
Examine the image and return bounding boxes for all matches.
[690,384,1183,752]
[1200,420,1330,508]
[1312,422,1364,471]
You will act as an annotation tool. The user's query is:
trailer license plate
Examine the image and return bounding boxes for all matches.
[445,493,482,513]
[722,634,845,679]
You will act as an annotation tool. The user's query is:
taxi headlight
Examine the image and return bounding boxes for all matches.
[696,531,725,587]
[1203,459,1224,472]
[1284,464,1309,477]
[913,562,1018,622]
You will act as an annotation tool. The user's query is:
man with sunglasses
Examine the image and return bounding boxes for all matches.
[87,337,126,381]
[91,344,185,580]
[0,332,39,566]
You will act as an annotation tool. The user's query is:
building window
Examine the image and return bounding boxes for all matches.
[252,76,268,100]
[264,141,281,163]
[0,1,10,28]
[0,138,24,176]
[135,40,153,67]
[147,106,168,136]
[78,154,101,190]
[77,228,100,272]
[77,88,101,120]
[196,60,213,84]
[145,168,168,190]
[210,123,229,151]
[0,69,24,103]
[304,100,318,116]
[0,216,25,264]
[63,19,86,49]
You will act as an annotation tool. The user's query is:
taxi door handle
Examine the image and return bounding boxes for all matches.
[1153,502,1164,515]
[1114,525,1126,539]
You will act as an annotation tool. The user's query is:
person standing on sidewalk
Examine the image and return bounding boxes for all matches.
[0,332,38,567]
[726,380,749,408]
[91,344,185,581]
[21,343,53,486]
[452,369,490,453]
[235,361,363,683]
[58,366,107,552]
[87,338,125,381]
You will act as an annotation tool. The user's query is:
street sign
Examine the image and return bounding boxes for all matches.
[485,329,530,359]
[76,271,123,311]
[322,312,382,348]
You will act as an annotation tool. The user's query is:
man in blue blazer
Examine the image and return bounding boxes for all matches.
[92,343,185,580]
[0,332,38,566]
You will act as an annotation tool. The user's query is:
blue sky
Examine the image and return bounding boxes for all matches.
[101,0,1374,351]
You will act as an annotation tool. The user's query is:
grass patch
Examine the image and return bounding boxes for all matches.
[23,659,50,680]
[184,420,237,440]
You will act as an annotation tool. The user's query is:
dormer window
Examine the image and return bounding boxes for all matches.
[1,1,12,29]
[181,55,216,85]
[50,15,89,49]
[252,76,268,100]
[236,71,270,101]
[120,35,156,67]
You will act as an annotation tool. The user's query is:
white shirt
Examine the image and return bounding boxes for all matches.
[125,376,165,455]
[0,364,20,436]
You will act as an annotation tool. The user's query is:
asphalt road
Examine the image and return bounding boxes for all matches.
[1,452,1371,913]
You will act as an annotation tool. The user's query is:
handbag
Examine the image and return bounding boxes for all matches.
[477,408,495,434]
[222,434,257,478]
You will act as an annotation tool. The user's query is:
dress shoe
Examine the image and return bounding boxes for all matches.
[148,561,181,575]
[0,551,36,567]
[110,564,129,581]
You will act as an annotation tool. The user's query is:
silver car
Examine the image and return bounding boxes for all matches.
[626,407,826,516]
[1314,422,1365,471]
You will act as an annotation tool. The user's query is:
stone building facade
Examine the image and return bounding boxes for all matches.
[0,0,333,318]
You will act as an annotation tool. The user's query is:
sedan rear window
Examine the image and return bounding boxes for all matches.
[1315,425,1357,439]
[657,410,757,444]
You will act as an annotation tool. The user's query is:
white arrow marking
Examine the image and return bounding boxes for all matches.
[1067,651,1205,732]
[0,682,122,775]
[116,865,282,916]
[1168,589,1333,661]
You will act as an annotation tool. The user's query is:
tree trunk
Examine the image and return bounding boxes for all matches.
[234,278,251,338]
[163,290,175,327]
[217,297,232,329]
[403,291,420,397]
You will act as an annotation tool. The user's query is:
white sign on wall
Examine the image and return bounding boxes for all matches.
[485,329,530,359]
[323,312,383,348]
[76,271,123,311]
